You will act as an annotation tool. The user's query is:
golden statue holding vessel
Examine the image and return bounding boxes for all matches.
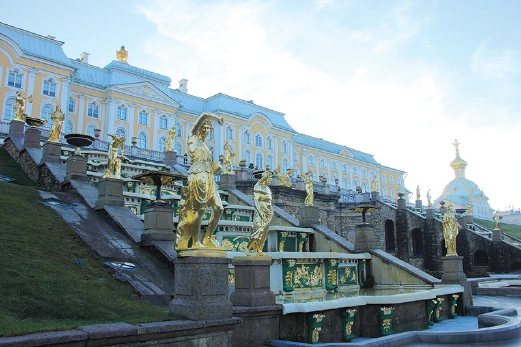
[246,170,274,256]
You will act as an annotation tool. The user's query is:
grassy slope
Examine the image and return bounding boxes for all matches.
[474,217,521,239]
[0,147,170,337]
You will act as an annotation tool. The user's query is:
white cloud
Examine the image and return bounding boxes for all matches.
[471,42,519,81]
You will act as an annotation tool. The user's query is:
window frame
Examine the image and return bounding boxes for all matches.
[87,102,99,118]
[42,78,57,97]
[7,70,23,88]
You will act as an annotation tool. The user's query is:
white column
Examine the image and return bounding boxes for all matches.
[302,148,307,173]
[128,103,136,140]
[238,125,244,161]
[26,68,39,116]
[105,97,117,135]
[77,94,85,133]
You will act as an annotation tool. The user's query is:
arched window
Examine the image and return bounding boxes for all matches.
[389,176,394,184]
[65,120,73,134]
[42,78,56,97]
[282,158,289,173]
[266,136,273,150]
[159,115,168,130]
[175,141,182,153]
[382,186,388,198]
[68,97,75,113]
[320,159,326,168]
[390,188,395,199]
[331,161,337,170]
[385,220,395,251]
[117,106,127,120]
[281,141,288,153]
[86,125,96,137]
[226,126,234,140]
[138,110,148,125]
[158,137,166,152]
[381,174,387,183]
[474,250,489,266]
[362,182,369,192]
[294,151,299,162]
[255,133,263,147]
[362,169,367,178]
[243,130,251,144]
[87,102,99,118]
[244,150,251,164]
[293,167,300,178]
[255,153,263,169]
[343,164,348,173]
[353,166,358,175]
[343,178,350,189]
[116,128,126,139]
[138,132,147,148]
[267,155,273,170]
[40,105,53,128]
[411,229,423,256]
[3,97,15,121]
[176,122,183,137]
[308,155,315,165]
[7,69,23,88]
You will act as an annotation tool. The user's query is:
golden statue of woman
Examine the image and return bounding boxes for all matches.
[165,126,176,152]
[371,176,378,192]
[48,105,65,142]
[302,171,314,206]
[246,170,274,256]
[279,168,294,187]
[175,112,224,250]
[222,140,235,174]
[13,90,33,121]
[103,134,126,179]
[442,205,459,256]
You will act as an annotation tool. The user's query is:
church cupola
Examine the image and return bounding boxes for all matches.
[450,139,467,179]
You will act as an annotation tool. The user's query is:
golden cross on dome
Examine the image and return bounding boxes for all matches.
[452,139,460,155]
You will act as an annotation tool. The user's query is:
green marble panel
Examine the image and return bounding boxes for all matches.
[338,266,358,286]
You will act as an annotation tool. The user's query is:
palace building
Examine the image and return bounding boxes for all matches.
[0,22,406,197]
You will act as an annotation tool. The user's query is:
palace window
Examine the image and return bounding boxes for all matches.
[138,110,148,125]
[3,97,15,121]
[397,178,402,186]
[159,116,168,130]
[282,158,289,173]
[8,70,23,88]
[138,132,148,148]
[175,141,182,153]
[389,176,394,184]
[267,155,273,170]
[244,150,251,164]
[267,137,273,150]
[294,151,299,162]
[353,166,358,176]
[177,122,183,137]
[117,106,127,120]
[116,128,126,139]
[343,164,348,173]
[86,125,96,138]
[65,120,73,134]
[159,137,166,152]
[40,105,53,127]
[343,178,350,189]
[281,141,288,153]
[255,133,263,147]
[362,169,367,178]
[382,186,388,198]
[43,79,56,97]
[226,126,234,140]
[331,161,337,170]
[255,153,263,169]
[208,128,214,140]
[243,130,251,144]
[87,102,99,118]
[390,188,395,199]
[68,97,75,113]
[320,159,326,168]
[381,174,387,183]
[308,155,315,165]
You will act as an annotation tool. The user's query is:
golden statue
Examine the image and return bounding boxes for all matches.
[221,140,235,174]
[165,126,176,152]
[116,46,128,63]
[466,201,473,215]
[371,176,378,192]
[273,166,281,176]
[302,171,314,206]
[175,112,224,250]
[493,210,500,230]
[442,205,459,256]
[102,134,126,179]
[279,168,294,188]
[246,170,274,256]
[416,185,421,200]
[427,189,432,208]
[13,90,33,121]
[48,105,65,142]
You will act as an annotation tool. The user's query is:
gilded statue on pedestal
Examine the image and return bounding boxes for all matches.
[103,134,126,179]
[466,201,473,215]
[165,126,176,152]
[493,210,500,230]
[302,171,314,206]
[246,170,273,256]
[416,185,421,200]
[427,189,432,208]
[13,90,33,121]
[48,105,65,142]
[116,46,128,63]
[442,205,459,256]
[371,176,378,192]
[175,112,224,249]
[221,140,235,174]
[279,168,294,187]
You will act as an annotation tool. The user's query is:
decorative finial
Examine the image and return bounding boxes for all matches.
[452,139,460,155]
[116,46,128,64]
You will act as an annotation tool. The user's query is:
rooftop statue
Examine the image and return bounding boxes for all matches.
[278,168,294,188]
[416,185,421,200]
[165,126,176,152]
[116,45,128,63]
[221,140,235,174]
[102,134,126,179]
[13,90,33,122]
[246,170,274,256]
[175,112,224,250]
[302,171,314,206]
[442,205,459,256]
[427,189,432,208]
[48,105,65,143]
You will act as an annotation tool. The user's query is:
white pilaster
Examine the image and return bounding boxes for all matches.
[128,103,136,140]
[26,68,39,116]
[106,97,117,135]
[77,94,85,133]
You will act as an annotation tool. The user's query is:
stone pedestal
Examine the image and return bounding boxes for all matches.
[170,257,232,320]
[492,228,502,242]
[441,256,472,308]
[41,141,62,163]
[415,200,422,208]
[95,178,124,210]
[397,197,406,210]
[295,178,304,191]
[230,256,275,307]
[321,185,330,194]
[426,208,434,219]
[219,173,236,190]
[24,127,41,149]
[270,175,279,186]
[63,155,88,183]
[142,203,174,245]
[299,204,319,227]
[163,150,178,167]
[464,214,474,225]
[371,191,379,201]
[9,119,25,138]
[235,168,248,181]
[354,223,375,251]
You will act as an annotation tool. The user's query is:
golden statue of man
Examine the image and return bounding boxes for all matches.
[103,134,126,179]
[302,171,314,206]
[279,168,294,188]
[13,90,33,121]
[175,112,224,250]
[221,140,235,174]
[246,170,274,256]
[442,205,459,256]
[116,46,128,63]
[48,105,65,143]
[165,126,176,152]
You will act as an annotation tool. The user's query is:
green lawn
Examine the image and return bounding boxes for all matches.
[0,147,171,337]
[474,217,521,239]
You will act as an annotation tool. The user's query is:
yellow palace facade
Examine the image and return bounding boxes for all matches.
[0,22,406,198]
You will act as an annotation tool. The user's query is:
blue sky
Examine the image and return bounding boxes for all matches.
[3,0,520,213]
